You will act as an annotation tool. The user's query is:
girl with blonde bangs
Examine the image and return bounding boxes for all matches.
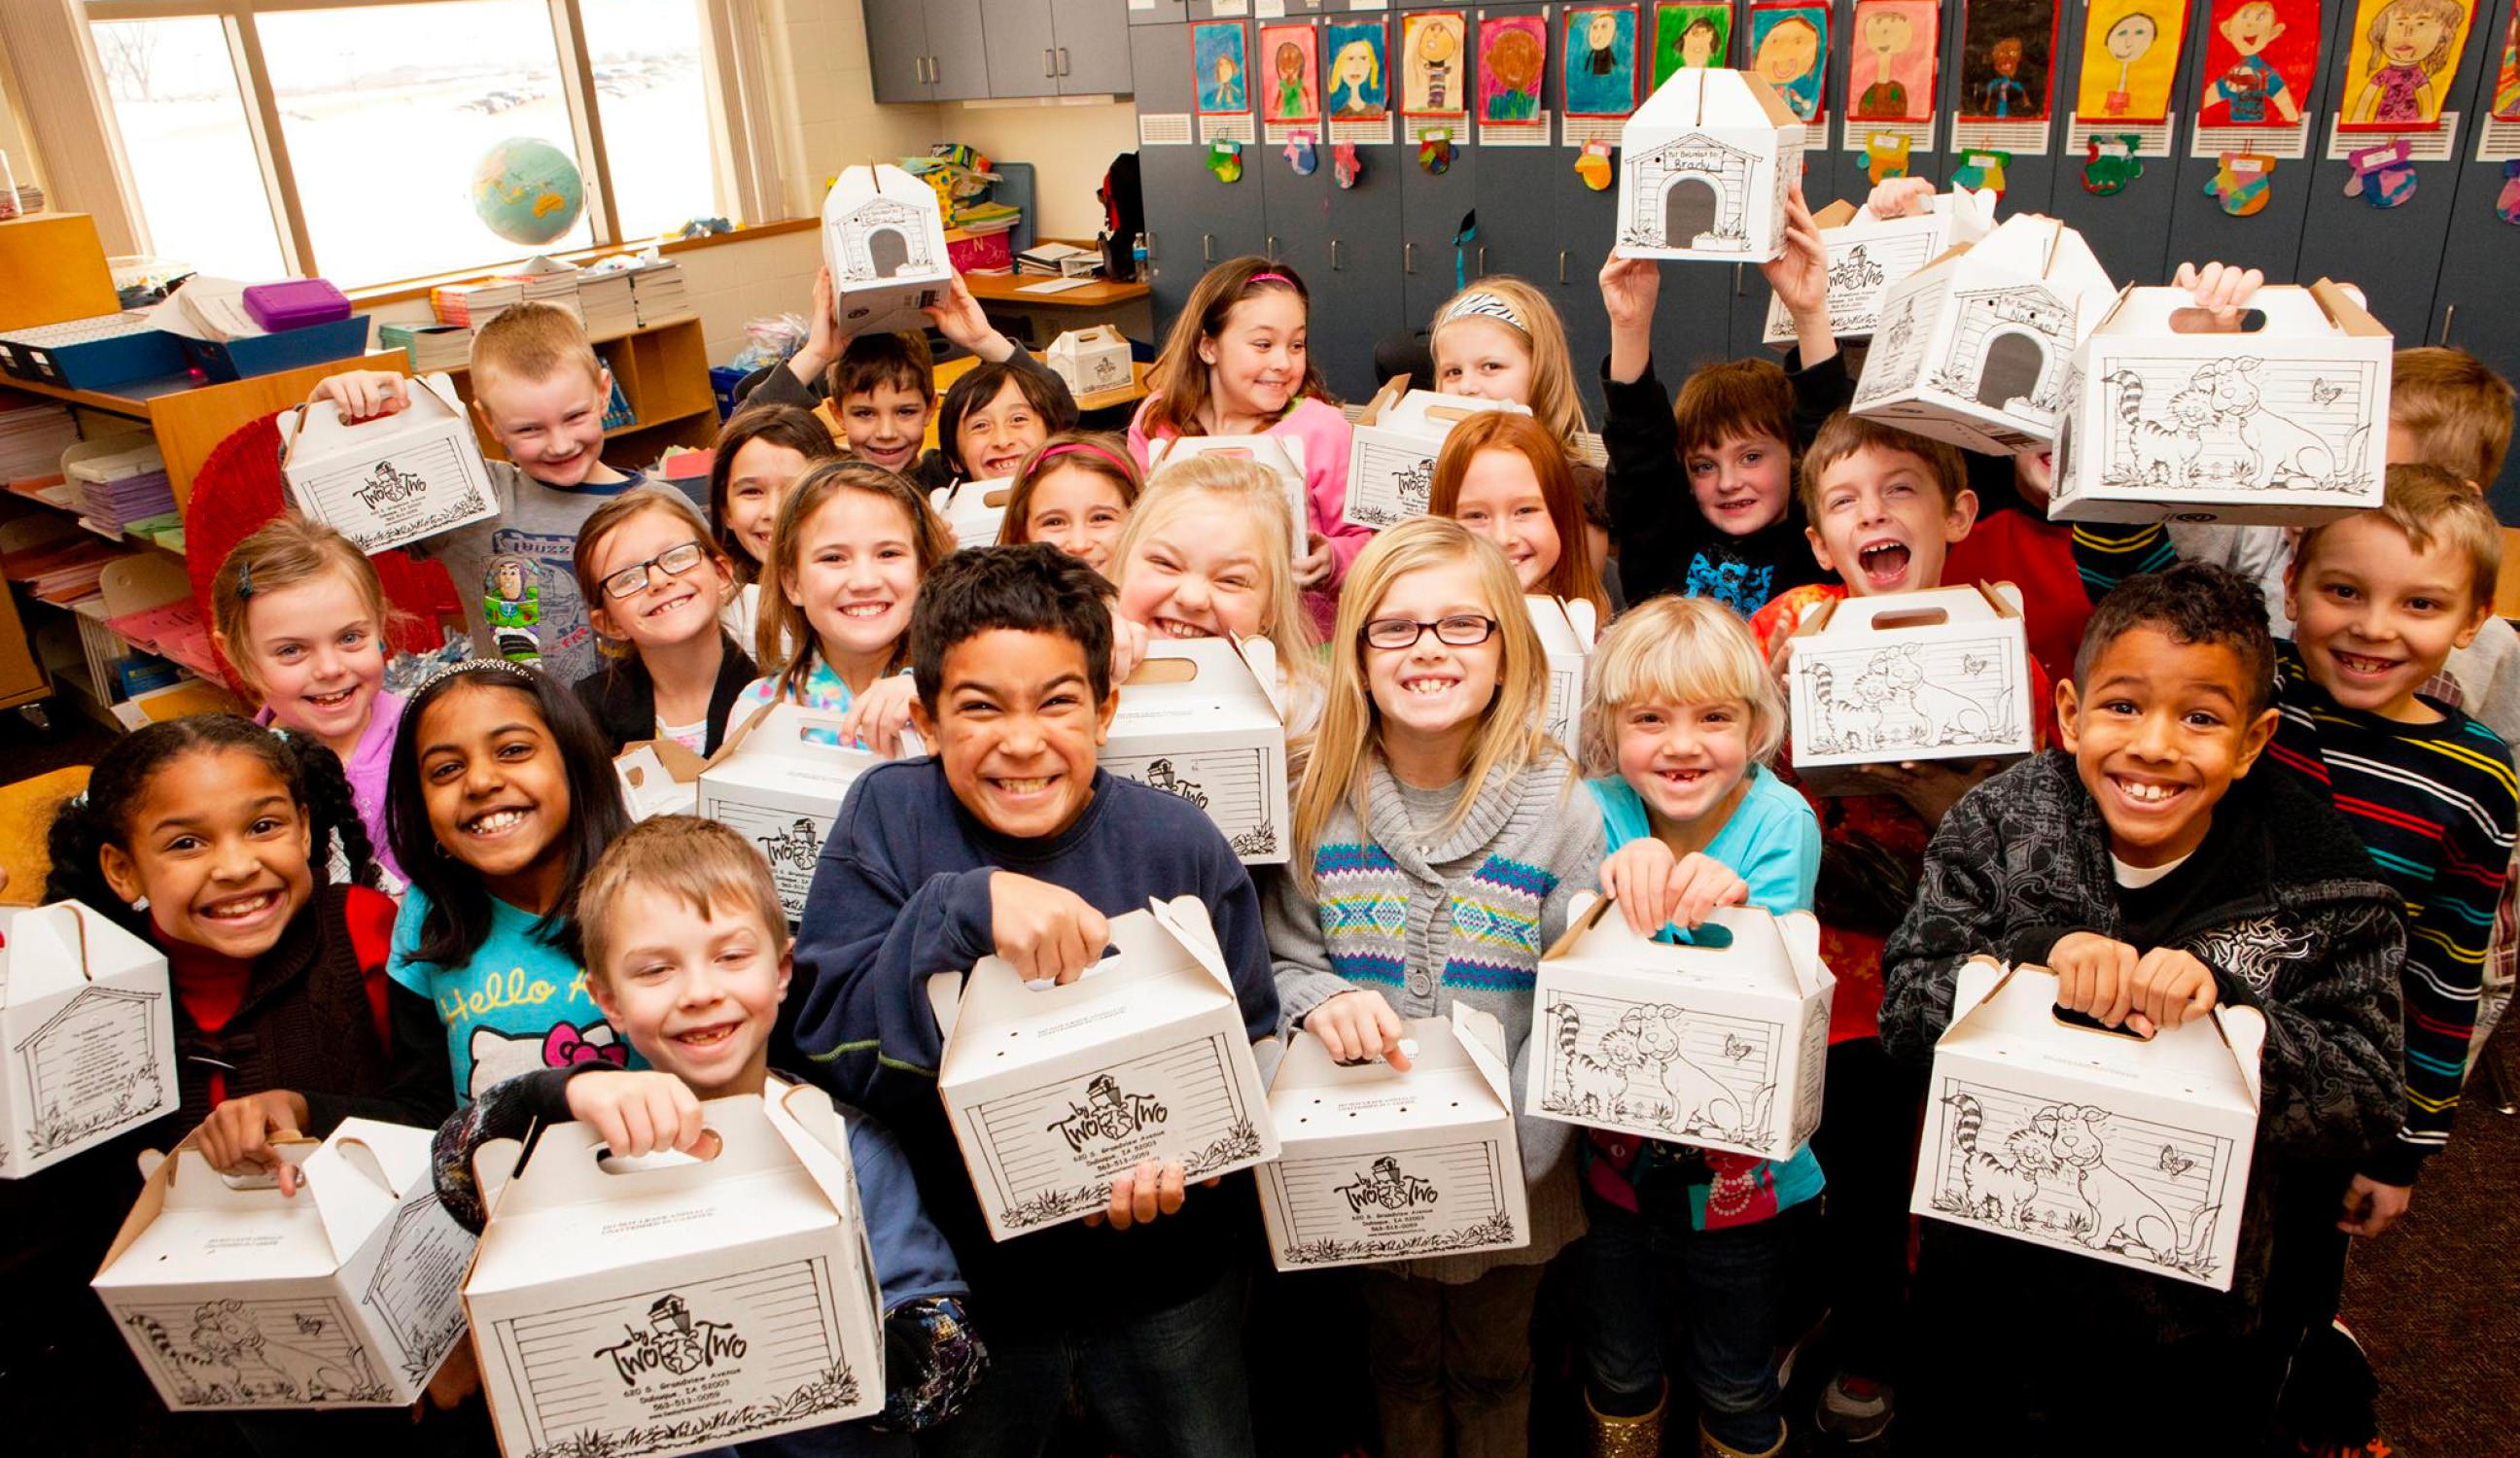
[1261,517,1601,1457]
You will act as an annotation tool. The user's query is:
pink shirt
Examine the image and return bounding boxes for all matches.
[259,689,404,884]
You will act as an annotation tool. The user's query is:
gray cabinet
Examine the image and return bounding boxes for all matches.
[1052,0,1134,95]
[875,0,1128,102]
[2432,0,2520,515]
[925,0,993,101]
[864,0,935,106]
[981,0,1060,100]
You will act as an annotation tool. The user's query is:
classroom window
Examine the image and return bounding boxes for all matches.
[85,0,750,290]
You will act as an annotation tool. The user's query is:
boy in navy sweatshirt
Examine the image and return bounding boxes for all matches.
[789,542,1279,1458]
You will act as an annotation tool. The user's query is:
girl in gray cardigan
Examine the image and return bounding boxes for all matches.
[1265,518,1601,1458]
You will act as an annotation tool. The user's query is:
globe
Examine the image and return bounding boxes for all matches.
[471,138,585,247]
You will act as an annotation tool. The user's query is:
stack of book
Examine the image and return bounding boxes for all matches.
[625,260,694,326]
[577,269,638,336]
[497,256,586,324]
[431,280,524,329]
[1017,242,1101,279]
[67,439,175,538]
[0,400,79,485]
[953,198,1021,236]
[380,321,473,371]
[1,533,122,604]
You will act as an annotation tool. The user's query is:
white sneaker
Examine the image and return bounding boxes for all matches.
[1813,1371,1894,1443]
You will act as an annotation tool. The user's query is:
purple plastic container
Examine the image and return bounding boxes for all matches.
[242,279,352,331]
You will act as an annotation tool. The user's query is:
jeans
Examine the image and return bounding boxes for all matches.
[1359,1263,1547,1458]
[1573,1167,1803,1452]
[917,1264,1255,1458]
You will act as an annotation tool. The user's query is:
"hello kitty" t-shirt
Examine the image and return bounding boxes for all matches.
[388,886,646,1104]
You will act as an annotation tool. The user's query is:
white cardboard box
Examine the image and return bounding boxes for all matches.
[1910,960,2265,1291]
[1342,381,1529,530]
[1787,582,2035,795]
[464,1079,886,1458]
[2051,280,2392,526]
[1141,433,1310,559]
[1103,635,1290,864]
[93,1120,474,1409]
[1849,214,2118,452]
[1527,900,1834,1162]
[1761,189,1999,345]
[282,372,499,554]
[1256,1004,1530,1270]
[1525,595,1597,761]
[930,477,1011,549]
[821,164,954,335]
[1046,326,1136,408]
[930,896,1278,1241]
[1616,68,1806,262]
[614,738,709,821]
[2,901,178,1178]
[697,703,886,920]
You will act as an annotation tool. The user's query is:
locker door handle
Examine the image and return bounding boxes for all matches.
[2441,304,2458,347]
[1044,50,1057,78]
[1059,48,1070,76]
[1405,242,1417,274]
[1478,245,1488,275]
[1203,233,1215,263]
[1558,250,1569,285]
[1333,238,1345,271]
[1267,235,1279,258]
[1734,263,1745,297]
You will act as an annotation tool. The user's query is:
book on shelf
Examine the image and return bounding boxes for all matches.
[0,400,79,485]
[431,280,524,329]
[380,321,472,372]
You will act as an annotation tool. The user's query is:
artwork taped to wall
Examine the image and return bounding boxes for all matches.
[2195,0,2321,129]
[1403,13,1472,119]
[1848,0,1940,122]
[1958,0,2060,122]
[1747,3,1830,121]
[1262,22,1320,125]
[2496,6,2520,121]
[1564,6,1644,117]
[1480,14,1550,123]
[1196,21,1252,116]
[1654,3,1736,87]
[2340,0,2475,131]
[2078,0,2190,123]
[1326,18,1391,122]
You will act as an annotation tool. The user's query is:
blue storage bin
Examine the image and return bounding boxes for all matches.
[710,365,748,420]
[0,314,189,391]
[179,314,372,383]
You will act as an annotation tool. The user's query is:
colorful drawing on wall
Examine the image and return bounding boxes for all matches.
[1325,18,1390,121]
[2341,0,2474,129]
[1261,23,1320,125]
[1479,15,1550,123]
[1563,6,1643,117]
[2496,5,2520,120]
[1958,0,2059,122]
[1748,3,1831,120]
[1653,3,1735,87]
[1850,0,1940,122]
[2196,0,2320,126]
[2077,0,2189,122]
[1402,13,1471,117]
[1195,21,1250,116]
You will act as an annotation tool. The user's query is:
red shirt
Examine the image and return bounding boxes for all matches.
[162,886,398,1108]
[1944,507,2092,690]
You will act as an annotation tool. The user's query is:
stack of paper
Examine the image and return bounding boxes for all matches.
[0,401,79,484]
[1,534,123,602]
[496,255,585,324]
[431,280,523,329]
[104,599,224,680]
[169,277,265,341]
[624,260,693,326]
[1018,242,1100,278]
[954,199,1022,236]
[66,440,174,537]
[380,321,473,371]
[576,269,638,336]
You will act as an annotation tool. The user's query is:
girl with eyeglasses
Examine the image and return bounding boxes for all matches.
[1261,516,1602,1456]
[569,486,757,756]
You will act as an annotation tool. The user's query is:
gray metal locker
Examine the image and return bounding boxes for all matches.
[1399,121,1482,327]
[2024,0,2196,292]
[1312,160,1411,398]
[2428,0,2520,514]
[1136,23,1268,330]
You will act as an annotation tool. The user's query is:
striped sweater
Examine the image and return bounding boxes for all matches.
[1265,755,1604,1282]
[2072,523,2520,1183]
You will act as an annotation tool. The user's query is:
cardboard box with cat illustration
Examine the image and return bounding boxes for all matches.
[1342,382,1529,530]
[2051,280,2392,526]
[930,477,1011,549]
[1103,636,1289,865]
[1526,900,1834,1163]
[697,704,886,920]
[1760,188,2000,345]
[463,1078,886,1458]
[2,900,179,1178]
[1257,1004,1530,1271]
[92,1120,474,1409]
[1849,214,2118,453]
[1786,582,2035,795]
[1139,434,1309,559]
[1909,959,2264,1292]
[1526,596,1597,762]
[930,897,1278,1241]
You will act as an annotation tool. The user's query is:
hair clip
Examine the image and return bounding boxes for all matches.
[1435,290,1528,336]
[235,560,255,600]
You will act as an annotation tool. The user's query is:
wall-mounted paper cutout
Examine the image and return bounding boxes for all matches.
[1326,18,1390,121]
[1196,22,1250,116]
[1480,15,1551,123]
[1403,12,1471,118]
[2196,0,2320,127]
[2340,0,2473,131]
[1564,6,1643,118]
[1262,23,1320,125]
[1748,3,1831,121]
[1653,3,1735,88]
[1850,0,1941,122]
[2077,0,2189,123]
[1959,0,2059,122]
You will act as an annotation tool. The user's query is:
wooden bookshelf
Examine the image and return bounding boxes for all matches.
[443,316,719,467]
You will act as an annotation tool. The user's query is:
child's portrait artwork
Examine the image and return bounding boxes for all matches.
[1479,14,1550,122]
[1326,18,1390,121]
[1564,6,1642,116]
[1195,21,1250,115]
[1261,22,1320,124]
[1748,3,1830,120]
[2076,0,2188,122]
[2195,0,2319,126]
[1652,3,1734,87]
[1850,0,1940,122]
[2342,0,2474,129]
[1402,12,1471,117]
[2496,4,2520,120]
[1958,0,2058,122]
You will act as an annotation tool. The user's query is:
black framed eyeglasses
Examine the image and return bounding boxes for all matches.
[601,540,709,600]
[1360,614,1499,651]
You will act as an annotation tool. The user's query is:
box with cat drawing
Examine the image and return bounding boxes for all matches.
[1908,958,2265,1292]
[1525,899,1834,1163]
[2050,280,2392,526]
[1785,581,2035,795]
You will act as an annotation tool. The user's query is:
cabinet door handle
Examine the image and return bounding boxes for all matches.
[2441,304,2458,347]
[1558,250,1569,285]
[1734,263,1745,297]
[1204,233,1215,263]
[1405,242,1417,274]
[1267,235,1279,258]
[1059,48,1070,76]
[1044,49,1056,78]
[1477,245,1488,275]
[1332,238,1344,271]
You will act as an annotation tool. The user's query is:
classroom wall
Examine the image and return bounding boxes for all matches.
[759,0,942,220]
[943,98,1139,239]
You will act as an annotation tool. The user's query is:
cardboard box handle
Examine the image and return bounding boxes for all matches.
[1421,403,1485,425]
[1869,607,1949,631]
[1125,656,1202,686]
[593,1128,724,1173]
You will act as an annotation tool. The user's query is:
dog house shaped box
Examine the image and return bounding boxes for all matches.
[1761,188,1999,346]
[1850,214,2118,453]
[820,164,953,335]
[1616,68,1805,263]
[1527,901,1834,1163]
[2,900,177,1178]
[2052,281,2392,527]
[1910,959,2264,1291]
[1787,582,2035,795]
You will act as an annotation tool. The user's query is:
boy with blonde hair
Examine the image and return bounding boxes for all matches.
[310,302,706,682]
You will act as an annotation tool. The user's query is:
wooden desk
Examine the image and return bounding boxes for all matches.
[962,273,1151,309]
[813,354,1150,454]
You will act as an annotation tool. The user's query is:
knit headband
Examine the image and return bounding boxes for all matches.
[1033,439,1136,476]
[1436,290,1529,336]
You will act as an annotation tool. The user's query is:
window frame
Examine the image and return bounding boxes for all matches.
[80,0,784,287]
